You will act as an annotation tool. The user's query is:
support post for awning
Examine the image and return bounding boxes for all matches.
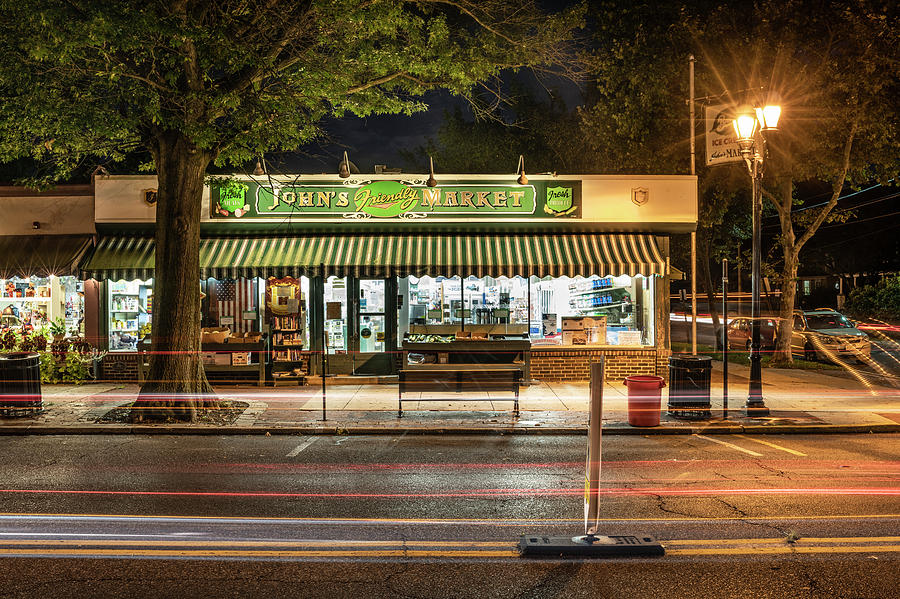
[460,276,465,332]
[321,262,327,421]
[527,275,532,338]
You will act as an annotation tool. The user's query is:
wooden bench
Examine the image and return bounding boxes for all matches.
[398,364,522,418]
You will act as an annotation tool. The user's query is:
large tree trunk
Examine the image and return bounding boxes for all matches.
[771,250,799,365]
[133,132,214,422]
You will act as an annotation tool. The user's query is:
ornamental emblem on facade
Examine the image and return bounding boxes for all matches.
[143,189,158,206]
[544,186,575,216]
[216,182,250,217]
[631,187,650,206]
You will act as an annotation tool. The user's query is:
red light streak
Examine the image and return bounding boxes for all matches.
[79,459,900,476]
[0,487,897,499]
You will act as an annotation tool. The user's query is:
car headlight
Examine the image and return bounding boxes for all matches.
[818,336,840,345]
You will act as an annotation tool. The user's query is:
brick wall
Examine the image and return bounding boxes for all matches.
[100,353,140,382]
[531,347,665,382]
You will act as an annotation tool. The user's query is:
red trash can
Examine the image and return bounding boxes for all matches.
[623,375,665,427]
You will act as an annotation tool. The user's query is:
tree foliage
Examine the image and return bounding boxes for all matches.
[0,0,584,177]
[0,0,584,419]
[579,0,900,357]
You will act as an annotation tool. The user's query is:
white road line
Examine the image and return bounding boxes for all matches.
[286,437,318,457]
[693,434,763,457]
[736,435,807,457]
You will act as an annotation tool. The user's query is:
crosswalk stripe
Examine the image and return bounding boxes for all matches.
[735,435,807,456]
[693,434,763,457]
[286,437,317,457]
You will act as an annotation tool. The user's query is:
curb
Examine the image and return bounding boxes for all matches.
[0,423,897,436]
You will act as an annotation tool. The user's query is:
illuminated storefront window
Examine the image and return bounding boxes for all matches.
[0,276,83,335]
[107,279,153,351]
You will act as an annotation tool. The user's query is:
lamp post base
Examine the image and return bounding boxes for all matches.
[745,401,770,417]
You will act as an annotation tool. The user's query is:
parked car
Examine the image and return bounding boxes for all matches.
[790,308,871,363]
[726,316,778,351]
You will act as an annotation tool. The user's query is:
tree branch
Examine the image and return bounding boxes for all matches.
[795,118,858,250]
[418,0,519,46]
[346,71,407,94]
[760,185,788,218]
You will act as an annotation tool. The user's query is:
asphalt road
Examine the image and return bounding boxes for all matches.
[0,433,897,598]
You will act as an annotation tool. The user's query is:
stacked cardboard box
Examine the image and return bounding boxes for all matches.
[561,316,607,346]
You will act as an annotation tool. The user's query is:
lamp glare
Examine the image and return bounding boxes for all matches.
[756,105,781,131]
[732,113,758,141]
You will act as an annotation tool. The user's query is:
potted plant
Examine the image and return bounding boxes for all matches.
[49,317,67,341]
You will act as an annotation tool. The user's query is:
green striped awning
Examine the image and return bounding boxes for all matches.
[81,234,668,280]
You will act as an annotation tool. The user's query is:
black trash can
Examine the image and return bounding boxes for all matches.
[667,355,712,420]
[0,352,42,416]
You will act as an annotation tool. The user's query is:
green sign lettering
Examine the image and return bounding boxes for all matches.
[212,179,580,220]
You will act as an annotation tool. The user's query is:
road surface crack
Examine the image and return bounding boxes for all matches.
[514,563,582,599]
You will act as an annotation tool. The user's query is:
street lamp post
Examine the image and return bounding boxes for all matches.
[733,99,781,416]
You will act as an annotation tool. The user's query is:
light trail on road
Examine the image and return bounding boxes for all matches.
[1,486,899,499]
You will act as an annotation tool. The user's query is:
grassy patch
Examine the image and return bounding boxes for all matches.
[670,342,841,370]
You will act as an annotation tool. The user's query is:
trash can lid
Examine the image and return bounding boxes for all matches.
[0,352,40,361]
[668,355,713,366]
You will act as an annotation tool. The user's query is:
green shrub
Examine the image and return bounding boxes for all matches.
[38,350,90,384]
[845,276,900,320]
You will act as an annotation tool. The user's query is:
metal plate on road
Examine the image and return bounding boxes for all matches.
[518,534,665,558]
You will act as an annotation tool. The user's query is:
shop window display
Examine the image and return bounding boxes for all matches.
[265,276,308,381]
[108,279,153,351]
[324,276,347,353]
[209,277,264,334]
[0,276,81,334]
[402,274,655,346]
[406,276,471,326]
[530,275,655,346]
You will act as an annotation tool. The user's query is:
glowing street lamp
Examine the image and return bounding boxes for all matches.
[733,95,781,416]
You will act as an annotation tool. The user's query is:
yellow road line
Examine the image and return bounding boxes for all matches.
[0,539,511,548]
[736,435,807,456]
[667,545,900,556]
[666,536,900,546]
[0,545,898,559]
[5,536,895,549]
[0,548,520,558]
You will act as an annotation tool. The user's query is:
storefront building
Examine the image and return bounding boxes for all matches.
[78,172,696,382]
[0,185,94,338]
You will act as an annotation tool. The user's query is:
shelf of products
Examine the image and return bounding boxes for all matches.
[108,280,153,351]
[267,277,308,384]
[567,278,634,325]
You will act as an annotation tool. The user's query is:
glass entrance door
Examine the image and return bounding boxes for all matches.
[358,279,385,353]
[352,278,396,375]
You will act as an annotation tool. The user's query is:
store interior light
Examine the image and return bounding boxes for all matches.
[32,221,40,229]
[427,156,437,187]
[339,151,351,178]
[253,158,265,176]
[516,155,528,185]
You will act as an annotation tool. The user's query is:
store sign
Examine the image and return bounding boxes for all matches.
[212,179,581,220]
[545,186,574,215]
[705,104,743,165]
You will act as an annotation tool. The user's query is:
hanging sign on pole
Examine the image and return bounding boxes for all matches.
[705,104,743,166]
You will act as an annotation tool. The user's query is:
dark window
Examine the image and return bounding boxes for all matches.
[804,314,853,330]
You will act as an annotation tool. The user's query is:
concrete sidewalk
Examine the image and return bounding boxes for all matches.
[2,360,899,435]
